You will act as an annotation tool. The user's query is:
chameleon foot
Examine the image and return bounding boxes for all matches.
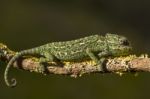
[36,63,46,74]
[98,58,107,72]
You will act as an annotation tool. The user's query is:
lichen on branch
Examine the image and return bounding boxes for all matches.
[0,43,150,78]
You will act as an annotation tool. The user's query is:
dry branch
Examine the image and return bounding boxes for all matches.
[13,54,150,77]
[0,43,150,77]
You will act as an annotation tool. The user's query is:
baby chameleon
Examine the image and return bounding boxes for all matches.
[4,33,132,87]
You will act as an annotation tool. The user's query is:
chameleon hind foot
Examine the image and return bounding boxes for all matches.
[36,63,46,74]
[37,57,48,73]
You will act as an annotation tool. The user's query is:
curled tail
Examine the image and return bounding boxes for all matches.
[4,53,21,87]
[4,48,40,87]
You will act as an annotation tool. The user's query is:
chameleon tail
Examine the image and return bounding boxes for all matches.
[4,53,20,87]
[4,48,39,87]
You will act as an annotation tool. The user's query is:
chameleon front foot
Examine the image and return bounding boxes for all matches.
[97,58,107,72]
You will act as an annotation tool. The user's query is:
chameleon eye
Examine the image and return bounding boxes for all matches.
[122,39,129,46]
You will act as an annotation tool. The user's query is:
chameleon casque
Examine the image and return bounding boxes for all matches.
[3,33,132,87]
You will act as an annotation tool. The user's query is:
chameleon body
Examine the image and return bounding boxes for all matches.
[4,33,132,87]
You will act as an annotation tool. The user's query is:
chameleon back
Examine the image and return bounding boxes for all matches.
[45,35,107,61]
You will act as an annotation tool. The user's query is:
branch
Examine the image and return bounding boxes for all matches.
[0,43,150,77]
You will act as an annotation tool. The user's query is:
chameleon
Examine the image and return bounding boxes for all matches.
[4,33,132,87]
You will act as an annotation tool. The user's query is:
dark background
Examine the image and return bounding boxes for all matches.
[0,0,150,99]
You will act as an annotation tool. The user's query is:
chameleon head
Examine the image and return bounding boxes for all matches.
[105,33,132,56]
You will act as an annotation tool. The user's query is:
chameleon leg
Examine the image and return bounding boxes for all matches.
[98,51,110,58]
[97,51,111,71]
[86,48,100,64]
[86,48,108,71]
[39,53,55,63]
[38,52,55,73]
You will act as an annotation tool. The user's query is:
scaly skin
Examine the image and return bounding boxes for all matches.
[4,33,132,87]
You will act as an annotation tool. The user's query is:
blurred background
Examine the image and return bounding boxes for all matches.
[0,0,150,99]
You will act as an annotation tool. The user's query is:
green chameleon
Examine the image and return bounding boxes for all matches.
[4,33,132,87]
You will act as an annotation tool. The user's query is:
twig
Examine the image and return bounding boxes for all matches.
[0,43,150,77]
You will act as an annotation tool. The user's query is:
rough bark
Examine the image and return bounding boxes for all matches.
[0,43,150,77]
